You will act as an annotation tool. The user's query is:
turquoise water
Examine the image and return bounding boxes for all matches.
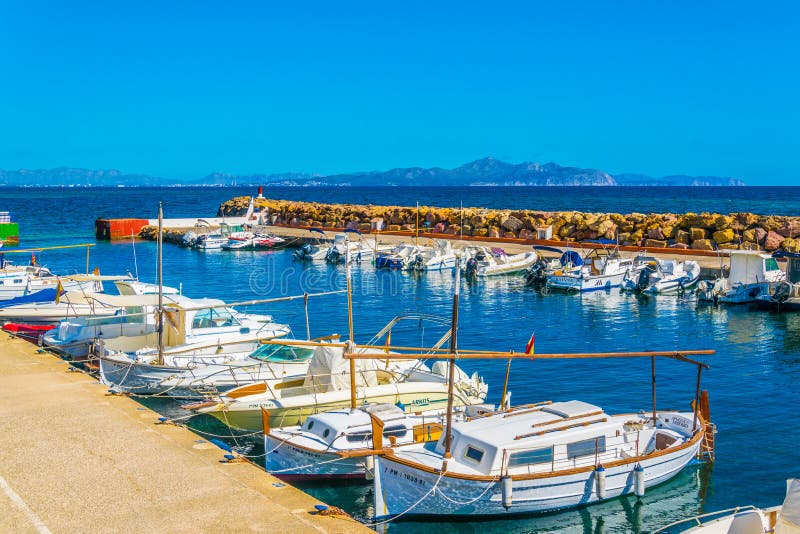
[4,187,800,532]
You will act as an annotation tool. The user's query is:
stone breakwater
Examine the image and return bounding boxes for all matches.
[214,197,800,253]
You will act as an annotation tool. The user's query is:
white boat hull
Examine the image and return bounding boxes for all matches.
[547,270,628,292]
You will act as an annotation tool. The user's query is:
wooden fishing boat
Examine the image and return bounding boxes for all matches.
[368,348,714,520]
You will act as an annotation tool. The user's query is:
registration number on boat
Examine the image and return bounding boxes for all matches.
[384,466,427,487]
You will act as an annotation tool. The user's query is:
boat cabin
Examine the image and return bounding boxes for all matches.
[433,400,687,476]
[728,250,784,286]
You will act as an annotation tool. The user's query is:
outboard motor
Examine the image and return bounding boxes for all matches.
[524,259,546,286]
[636,266,653,292]
[772,281,792,303]
[465,257,479,278]
[411,254,424,271]
[180,231,197,248]
[296,243,312,260]
[326,247,342,264]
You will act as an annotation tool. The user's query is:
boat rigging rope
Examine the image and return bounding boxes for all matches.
[435,477,497,505]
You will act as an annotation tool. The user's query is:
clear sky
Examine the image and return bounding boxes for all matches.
[1,1,798,184]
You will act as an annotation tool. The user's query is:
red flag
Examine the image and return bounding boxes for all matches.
[525,332,535,355]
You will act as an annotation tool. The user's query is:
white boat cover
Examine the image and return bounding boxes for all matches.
[778,478,800,533]
[303,344,380,393]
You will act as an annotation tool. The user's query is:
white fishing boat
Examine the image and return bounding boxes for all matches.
[326,230,380,264]
[372,344,714,520]
[376,243,424,269]
[653,478,799,533]
[755,252,800,312]
[546,248,640,292]
[463,246,538,277]
[697,250,785,304]
[265,404,455,480]
[407,239,458,272]
[621,256,701,295]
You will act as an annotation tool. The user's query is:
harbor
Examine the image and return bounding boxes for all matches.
[0,186,798,532]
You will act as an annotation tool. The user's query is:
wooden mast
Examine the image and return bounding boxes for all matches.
[443,260,461,459]
[156,202,164,366]
[347,263,356,410]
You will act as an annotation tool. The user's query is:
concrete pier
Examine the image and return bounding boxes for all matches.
[0,335,370,533]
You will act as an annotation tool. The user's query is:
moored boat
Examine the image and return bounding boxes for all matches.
[546,248,640,292]
[463,246,538,277]
[755,252,800,311]
[621,256,701,295]
[697,250,785,304]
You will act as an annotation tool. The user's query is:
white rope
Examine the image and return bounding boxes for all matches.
[362,470,446,527]
[435,477,497,505]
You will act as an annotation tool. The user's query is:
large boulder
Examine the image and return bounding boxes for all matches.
[714,215,733,230]
[644,239,667,248]
[712,229,735,244]
[741,241,761,251]
[690,227,707,241]
[648,227,665,240]
[674,229,690,245]
[764,231,785,251]
[778,221,800,238]
[783,238,800,253]
[691,239,716,251]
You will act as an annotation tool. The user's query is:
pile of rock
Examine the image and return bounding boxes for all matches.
[216,197,800,253]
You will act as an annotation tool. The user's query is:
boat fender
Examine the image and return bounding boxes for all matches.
[633,464,645,497]
[365,455,375,480]
[501,475,513,509]
[595,465,606,499]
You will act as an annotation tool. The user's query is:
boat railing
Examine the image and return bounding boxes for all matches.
[504,428,655,476]
[651,505,764,533]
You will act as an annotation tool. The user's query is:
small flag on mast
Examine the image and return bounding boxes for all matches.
[55,281,65,304]
[525,332,535,355]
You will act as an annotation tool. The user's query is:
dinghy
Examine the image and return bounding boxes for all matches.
[621,256,701,295]
[463,246,538,277]
[376,243,426,269]
[325,230,379,264]
[755,252,800,311]
[293,228,330,261]
[407,239,458,272]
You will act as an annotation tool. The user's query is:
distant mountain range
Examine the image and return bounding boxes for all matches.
[0,158,745,187]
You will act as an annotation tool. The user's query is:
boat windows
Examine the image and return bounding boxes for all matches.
[567,436,606,459]
[250,345,314,363]
[346,431,372,443]
[765,258,780,272]
[508,447,554,467]
[464,445,485,464]
[192,308,239,329]
[305,420,314,431]
[383,425,408,439]
[322,429,331,438]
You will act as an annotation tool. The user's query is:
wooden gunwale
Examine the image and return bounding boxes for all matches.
[380,413,706,482]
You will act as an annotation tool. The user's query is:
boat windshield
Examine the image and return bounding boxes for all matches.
[249,344,314,363]
[191,307,240,329]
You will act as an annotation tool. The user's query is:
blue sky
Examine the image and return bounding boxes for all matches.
[1,1,798,184]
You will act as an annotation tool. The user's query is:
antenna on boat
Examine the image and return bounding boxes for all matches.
[443,259,461,459]
[415,201,419,246]
[156,202,164,366]
[346,263,357,410]
[131,230,139,281]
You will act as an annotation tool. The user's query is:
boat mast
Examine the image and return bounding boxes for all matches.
[156,202,164,366]
[443,260,461,459]
[347,264,356,410]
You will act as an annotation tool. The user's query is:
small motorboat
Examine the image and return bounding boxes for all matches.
[407,239,458,272]
[326,230,379,264]
[697,250,786,304]
[546,248,641,292]
[194,233,228,250]
[653,478,799,533]
[463,246,539,277]
[621,256,701,295]
[524,246,566,286]
[375,243,424,269]
[294,228,331,261]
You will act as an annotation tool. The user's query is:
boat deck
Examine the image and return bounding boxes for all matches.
[0,334,368,533]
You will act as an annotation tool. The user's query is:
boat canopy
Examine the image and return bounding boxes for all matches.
[302,344,380,393]
[560,250,584,267]
[729,251,779,286]
[532,245,563,255]
[65,274,131,282]
[309,227,325,234]
[344,228,362,235]
[0,288,57,306]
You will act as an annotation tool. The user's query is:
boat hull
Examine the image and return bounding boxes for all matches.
[547,271,628,292]
[373,437,701,518]
[265,438,367,480]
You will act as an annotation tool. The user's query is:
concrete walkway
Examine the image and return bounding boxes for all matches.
[0,335,370,534]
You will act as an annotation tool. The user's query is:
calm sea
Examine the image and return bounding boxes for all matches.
[3,186,800,533]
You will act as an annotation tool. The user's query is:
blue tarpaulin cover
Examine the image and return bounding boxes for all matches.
[559,251,584,267]
[0,288,57,306]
